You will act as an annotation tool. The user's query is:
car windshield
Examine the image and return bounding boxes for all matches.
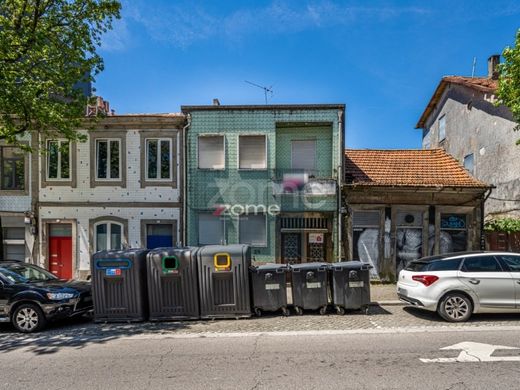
[0,264,58,284]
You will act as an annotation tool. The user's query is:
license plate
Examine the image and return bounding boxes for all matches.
[306,282,321,289]
[265,283,280,290]
[349,281,364,288]
[398,287,408,297]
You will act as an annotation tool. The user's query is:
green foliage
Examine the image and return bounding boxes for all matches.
[496,29,520,145]
[484,218,520,233]
[0,0,121,147]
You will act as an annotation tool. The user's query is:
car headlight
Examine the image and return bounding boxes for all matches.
[46,292,75,300]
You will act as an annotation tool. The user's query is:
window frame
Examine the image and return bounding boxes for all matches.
[140,219,178,248]
[238,134,267,170]
[197,134,225,170]
[460,255,504,273]
[0,144,28,194]
[438,115,446,142]
[46,139,72,181]
[239,213,268,247]
[463,153,474,175]
[145,138,173,181]
[89,131,126,187]
[139,131,178,188]
[95,138,122,181]
[89,216,128,254]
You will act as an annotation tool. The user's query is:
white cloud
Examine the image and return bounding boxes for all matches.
[100,17,131,52]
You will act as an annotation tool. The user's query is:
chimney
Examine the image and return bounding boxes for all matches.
[212,98,220,106]
[487,54,500,80]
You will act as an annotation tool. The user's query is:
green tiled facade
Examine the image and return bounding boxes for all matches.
[183,105,345,263]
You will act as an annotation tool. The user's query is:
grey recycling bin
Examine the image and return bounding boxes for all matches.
[330,261,371,314]
[290,262,329,315]
[197,244,252,319]
[250,264,289,316]
[91,248,149,322]
[146,247,200,321]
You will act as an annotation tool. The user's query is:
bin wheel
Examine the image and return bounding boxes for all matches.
[336,306,345,315]
[319,306,328,315]
[254,308,262,317]
[294,306,304,316]
[281,307,290,317]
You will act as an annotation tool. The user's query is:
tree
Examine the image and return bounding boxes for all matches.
[496,28,520,145]
[0,0,121,147]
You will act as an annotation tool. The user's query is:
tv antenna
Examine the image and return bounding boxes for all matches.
[471,57,477,78]
[245,80,273,104]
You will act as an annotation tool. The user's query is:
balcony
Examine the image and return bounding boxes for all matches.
[271,169,337,196]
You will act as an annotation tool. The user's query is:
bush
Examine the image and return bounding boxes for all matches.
[484,218,520,233]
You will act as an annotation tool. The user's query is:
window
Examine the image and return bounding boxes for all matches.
[464,153,474,174]
[438,115,446,142]
[352,210,380,277]
[198,136,224,169]
[96,139,120,180]
[146,224,174,249]
[47,140,70,180]
[198,213,224,245]
[291,140,316,171]
[146,138,171,180]
[239,135,266,169]
[95,222,123,251]
[428,259,462,271]
[239,214,267,246]
[440,214,468,254]
[1,146,24,190]
[396,211,424,273]
[2,227,25,261]
[461,256,503,272]
[497,255,520,272]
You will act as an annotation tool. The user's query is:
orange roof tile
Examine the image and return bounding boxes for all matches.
[344,149,489,188]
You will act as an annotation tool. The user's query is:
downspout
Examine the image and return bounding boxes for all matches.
[182,113,191,246]
[480,187,493,250]
[337,109,344,261]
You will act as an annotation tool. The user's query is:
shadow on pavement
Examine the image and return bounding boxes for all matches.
[0,316,192,355]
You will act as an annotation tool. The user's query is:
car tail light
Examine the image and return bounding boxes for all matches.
[412,275,439,286]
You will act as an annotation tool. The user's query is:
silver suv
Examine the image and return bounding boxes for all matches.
[397,251,520,322]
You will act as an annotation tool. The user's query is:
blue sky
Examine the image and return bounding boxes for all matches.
[95,0,520,149]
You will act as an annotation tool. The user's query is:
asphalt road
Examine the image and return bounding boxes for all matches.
[2,328,520,389]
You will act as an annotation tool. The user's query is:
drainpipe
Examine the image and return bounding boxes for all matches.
[182,114,191,246]
[337,109,344,261]
[480,187,493,250]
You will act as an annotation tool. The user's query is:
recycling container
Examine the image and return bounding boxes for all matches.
[250,264,290,316]
[330,261,371,314]
[146,247,200,321]
[290,262,329,315]
[197,244,252,319]
[91,248,149,322]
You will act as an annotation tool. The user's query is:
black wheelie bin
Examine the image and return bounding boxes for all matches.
[146,247,200,321]
[197,244,252,319]
[250,264,290,316]
[330,261,371,314]
[290,262,329,315]
[91,248,149,322]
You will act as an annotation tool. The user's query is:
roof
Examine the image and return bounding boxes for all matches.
[181,104,345,112]
[416,76,498,129]
[344,149,489,189]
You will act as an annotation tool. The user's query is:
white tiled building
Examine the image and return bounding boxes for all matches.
[36,114,185,279]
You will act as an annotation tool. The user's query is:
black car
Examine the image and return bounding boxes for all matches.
[0,261,93,333]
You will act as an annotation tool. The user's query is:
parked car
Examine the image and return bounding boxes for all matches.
[397,251,520,322]
[0,261,93,333]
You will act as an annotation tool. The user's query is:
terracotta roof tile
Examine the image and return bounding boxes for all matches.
[344,149,489,188]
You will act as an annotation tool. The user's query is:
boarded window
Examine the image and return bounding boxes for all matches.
[198,136,224,169]
[291,140,316,170]
[239,135,266,169]
[198,213,224,245]
[239,214,267,246]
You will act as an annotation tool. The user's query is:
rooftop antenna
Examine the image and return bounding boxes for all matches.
[245,80,273,104]
[471,57,477,78]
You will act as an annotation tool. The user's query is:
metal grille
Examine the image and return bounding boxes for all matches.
[353,211,380,227]
[281,217,329,230]
[282,233,300,262]
[308,243,325,262]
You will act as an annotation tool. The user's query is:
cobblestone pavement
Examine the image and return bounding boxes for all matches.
[1,305,520,349]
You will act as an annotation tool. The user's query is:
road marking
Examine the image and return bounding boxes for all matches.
[420,342,520,363]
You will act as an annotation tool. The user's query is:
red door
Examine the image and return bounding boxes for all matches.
[48,224,73,280]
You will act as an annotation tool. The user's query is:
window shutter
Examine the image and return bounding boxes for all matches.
[198,213,223,244]
[239,136,266,169]
[198,136,224,169]
[291,140,316,170]
[239,214,267,246]
[353,211,380,227]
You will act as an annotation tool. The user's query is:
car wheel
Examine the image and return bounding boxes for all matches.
[438,293,473,322]
[12,303,47,333]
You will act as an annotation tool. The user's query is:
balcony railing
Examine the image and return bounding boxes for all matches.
[271,169,337,196]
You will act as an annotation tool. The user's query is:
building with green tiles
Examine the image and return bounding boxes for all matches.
[181,104,345,264]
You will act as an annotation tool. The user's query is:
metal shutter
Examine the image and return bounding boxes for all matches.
[198,136,224,169]
[198,213,224,245]
[291,140,316,170]
[239,214,266,246]
[239,136,266,169]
